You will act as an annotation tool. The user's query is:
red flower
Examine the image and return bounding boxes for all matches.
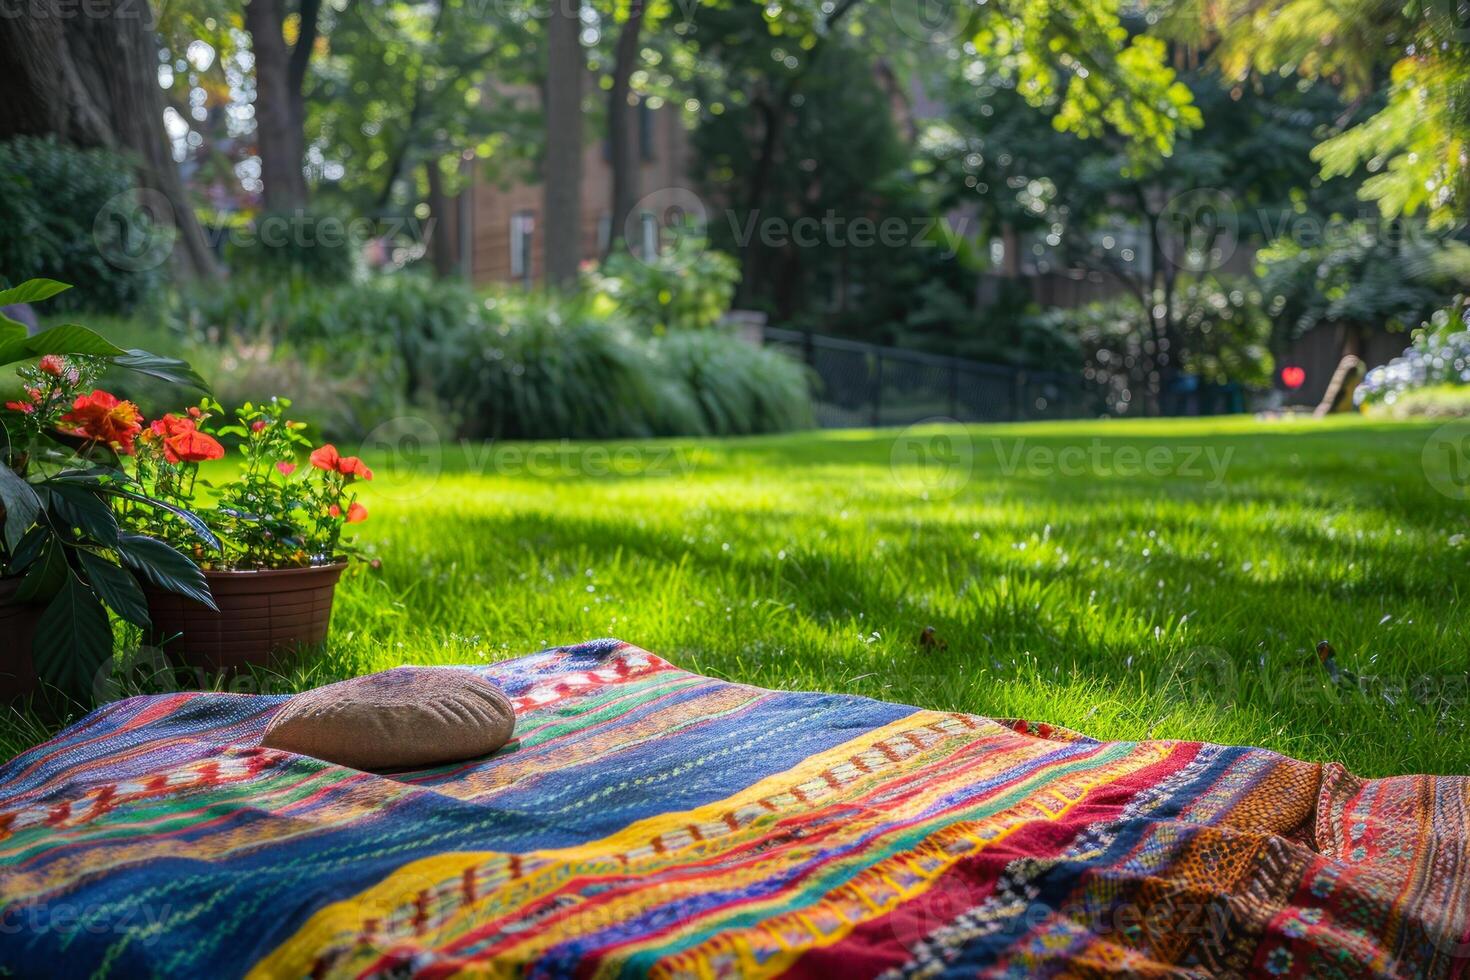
[150,413,195,439]
[165,427,225,463]
[276,461,297,476]
[309,444,374,481]
[62,390,143,454]
[346,501,368,523]
[328,503,340,518]
[251,420,268,432]
[340,456,373,481]
[5,400,34,414]
[144,412,223,463]
[310,444,342,472]
[38,355,64,377]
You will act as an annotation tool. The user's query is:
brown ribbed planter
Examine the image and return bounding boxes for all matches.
[143,562,347,673]
[0,575,42,702]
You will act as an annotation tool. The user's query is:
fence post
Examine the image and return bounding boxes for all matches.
[948,361,960,419]
[872,354,884,427]
[802,330,816,368]
[1012,369,1027,421]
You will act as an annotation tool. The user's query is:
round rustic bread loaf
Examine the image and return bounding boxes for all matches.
[261,667,515,771]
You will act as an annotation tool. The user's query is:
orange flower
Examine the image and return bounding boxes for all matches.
[309,444,374,481]
[38,355,64,377]
[276,461,297,476]
[328,504,340,518]
[61,390,143,454]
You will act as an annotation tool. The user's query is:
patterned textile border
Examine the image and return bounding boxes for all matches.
[0,639,1467,978]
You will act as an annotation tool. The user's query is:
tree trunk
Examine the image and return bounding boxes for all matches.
[0,1,218,279]
[605,0,645,256]
[543,0,584,285]
[246,0,309,210]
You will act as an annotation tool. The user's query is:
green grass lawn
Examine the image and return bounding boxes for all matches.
[6,415,1469,776]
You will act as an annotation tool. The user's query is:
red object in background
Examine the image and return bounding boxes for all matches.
[1281,365,1306,389]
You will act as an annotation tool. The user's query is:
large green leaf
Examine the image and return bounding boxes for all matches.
[0,324,126,367]
[48,482,120,546]
[31,571,113,699]
[0,279,71,308]
[115,533,217,610]
[101,488,220,550]
[111,350,211,392]
[15,535,68,603]
[7,525,47,574]
[0,464,41,551]
[0,314,24,348]
[77,550,150,628]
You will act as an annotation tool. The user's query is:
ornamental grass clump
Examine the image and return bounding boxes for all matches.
[128,398,373,570]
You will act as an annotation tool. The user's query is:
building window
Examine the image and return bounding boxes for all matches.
[638,102,654,162]
[510,210,535,283]
[639,211,658,258]
[597,213,612,254]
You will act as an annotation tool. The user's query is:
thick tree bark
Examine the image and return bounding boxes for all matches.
[0,1,218,279]
[604,0,645,256]
[543,0,583,285]
[245,0,310,209]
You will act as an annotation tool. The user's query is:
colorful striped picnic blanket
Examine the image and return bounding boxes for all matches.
[1,639,1467,978]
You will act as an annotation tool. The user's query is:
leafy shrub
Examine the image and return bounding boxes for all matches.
[1066,278,1273,414]
[422,291,697,439]
[588,245,741,334]
[1357,300,1470,409]
[0,137,161,313]
[654,330,814,435]
[89,313,433,444]
[170,272,479,401]
[1362,384,1470,419]
[170,273,812,439]
[1256,219,1466,348]
[223,208,359,284]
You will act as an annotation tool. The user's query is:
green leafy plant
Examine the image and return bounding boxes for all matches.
[588,245,741,335]
[654,330,814,435]
[0,137,164,313]
[0,279,215,698]
[127,398,373,570]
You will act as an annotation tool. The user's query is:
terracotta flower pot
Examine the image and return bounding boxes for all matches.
[0,575,42,702]
[143,562,347,674]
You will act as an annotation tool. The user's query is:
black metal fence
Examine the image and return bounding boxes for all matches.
[763,327,1100,428]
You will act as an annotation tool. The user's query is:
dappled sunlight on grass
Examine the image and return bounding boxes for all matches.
[6,416,1466,775]
[314,416,1470,776]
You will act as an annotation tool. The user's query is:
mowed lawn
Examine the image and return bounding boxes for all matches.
[6,415,1470,776]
